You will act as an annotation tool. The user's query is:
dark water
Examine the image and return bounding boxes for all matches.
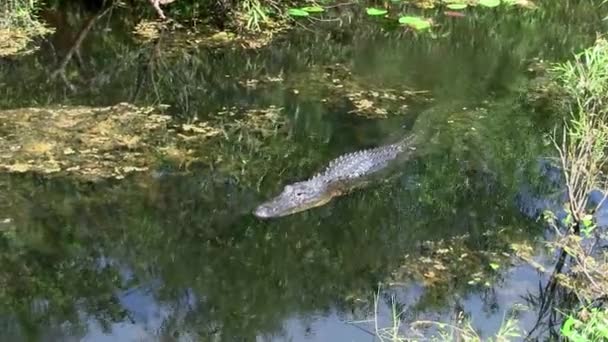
[1,1,607,341]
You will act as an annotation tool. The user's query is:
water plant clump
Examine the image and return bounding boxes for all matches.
[0,102,290,182]
[542,38,608,339]
[284,63,430,119]
[0,103,174,181]
[0,0,54,57]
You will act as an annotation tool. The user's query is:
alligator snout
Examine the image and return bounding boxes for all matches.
[253,204,275,219]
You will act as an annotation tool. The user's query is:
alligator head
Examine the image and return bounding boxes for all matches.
[253,180,338,218]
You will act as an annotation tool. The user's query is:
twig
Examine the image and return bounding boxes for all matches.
[49,5,114,89]
[148,0,167,20]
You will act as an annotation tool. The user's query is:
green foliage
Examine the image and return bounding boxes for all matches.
[0,1,605,340]
[288,8,310,17]
[287,6,326,17]
[549,39,608,225]
[446,3,468,10]
[478,0,501,8]
[366,7,388,16]
[548,38,608,341]
[241,0,269,31]
[552,39,608,117]
[398,16,432,31]
[580,213,596,237]
[561,307,608,342]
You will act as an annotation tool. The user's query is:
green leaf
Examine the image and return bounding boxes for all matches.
[489,262,500,270]
[564,213,573,226]
[561,316,576,337]
[446,3,468,9]
[398,16,431,30]
[478,0,501,7]
[366,7,388,16]
[582,214,594,228]
[288,8,310,17]
[301,6,325,13]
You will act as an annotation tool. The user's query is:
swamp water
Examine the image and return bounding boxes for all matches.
[0,1,607,341]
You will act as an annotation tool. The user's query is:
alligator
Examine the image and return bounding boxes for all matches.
[253,134,419,218]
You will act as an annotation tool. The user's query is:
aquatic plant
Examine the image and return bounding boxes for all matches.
[368,285,523,341]
[542,38,608,340]
[550,39,608,225]
[0,0,54,56]
[561,306,608,342]
[240,0,269,31]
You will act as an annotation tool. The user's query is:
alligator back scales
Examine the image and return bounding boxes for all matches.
[253,134,418,218]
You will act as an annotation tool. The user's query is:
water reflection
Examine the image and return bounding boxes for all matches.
[1,1,607,341]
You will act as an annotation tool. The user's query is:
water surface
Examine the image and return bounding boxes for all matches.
[1,2,607,341]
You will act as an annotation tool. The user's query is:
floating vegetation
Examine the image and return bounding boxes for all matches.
[285,63,430,119]
[390,234,512,289]
[288,6,325,17]
[366,8,388,16]
[416,0,536,9]
[132,20,164,43]
[0,102,289,182]
[345,89,421,119]
[399,16,432,31]
[0,103,173,180]
[237,63,425,118]
[229,106,286,137]
[238,74,284,88]
[355,0,537,32]
[132,18,287,51]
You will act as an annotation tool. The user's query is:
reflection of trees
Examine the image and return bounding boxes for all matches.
[0,92,548,339]
[0,177,126,340]
[49,3,114,90]
[0,0,604,112]
[0,1,606,340]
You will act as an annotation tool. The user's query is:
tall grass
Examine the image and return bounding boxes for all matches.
[240,0,270,31]
[548,38,608,341]
[549,38,608,225]
[367,288,522,341]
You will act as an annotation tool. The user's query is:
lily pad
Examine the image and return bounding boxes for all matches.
[478,0,500,7]
[398,16,431,31]
[288,8,310,17]
[301,6,325,13]
[446,3,468,9]
[366,7,388,16]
